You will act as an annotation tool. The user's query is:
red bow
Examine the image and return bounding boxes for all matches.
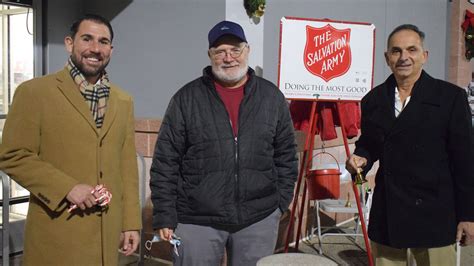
[462,9,474,32]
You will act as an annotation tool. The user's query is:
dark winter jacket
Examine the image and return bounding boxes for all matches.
[150,66,298,230]
[355,71,474,248]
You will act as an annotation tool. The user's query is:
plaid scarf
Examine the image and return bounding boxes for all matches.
[67,58,110,129]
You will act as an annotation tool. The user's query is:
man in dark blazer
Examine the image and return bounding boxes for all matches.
[346,24,474,265]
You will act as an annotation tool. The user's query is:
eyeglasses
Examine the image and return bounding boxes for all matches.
[209,44,248,60]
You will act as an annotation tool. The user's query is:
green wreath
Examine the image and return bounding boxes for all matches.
[244,0,266,18]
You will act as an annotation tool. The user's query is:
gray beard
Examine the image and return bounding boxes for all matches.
[212,63,248,84]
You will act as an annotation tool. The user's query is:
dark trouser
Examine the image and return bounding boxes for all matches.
[173,208,282,266]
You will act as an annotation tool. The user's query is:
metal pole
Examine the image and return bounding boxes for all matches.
[336,102,373,266]
[1,171,11,266]
[284,101,318,252]
[137,153,146,266]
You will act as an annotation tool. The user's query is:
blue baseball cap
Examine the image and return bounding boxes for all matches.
[208,20,247,48]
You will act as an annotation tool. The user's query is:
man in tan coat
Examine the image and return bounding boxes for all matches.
[0,14,141,265]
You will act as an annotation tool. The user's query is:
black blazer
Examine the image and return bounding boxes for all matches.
[355,71,474,248]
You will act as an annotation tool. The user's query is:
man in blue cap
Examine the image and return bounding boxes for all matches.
[150,20,298,265]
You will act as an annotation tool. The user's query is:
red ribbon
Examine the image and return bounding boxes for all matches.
[462,9,474,32]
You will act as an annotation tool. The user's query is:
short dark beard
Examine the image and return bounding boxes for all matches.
[70,55,108,78]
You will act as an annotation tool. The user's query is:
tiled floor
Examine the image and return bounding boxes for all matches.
[118,253,171,266]
[4,253,172,266]
[4,237,474,265]
[301,235,474,266]
[121,236,474,266]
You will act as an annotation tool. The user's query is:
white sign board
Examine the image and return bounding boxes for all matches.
[278,17,376,101]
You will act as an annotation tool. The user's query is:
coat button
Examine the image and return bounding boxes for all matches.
[100,171,103,178]
[415,198,423,205]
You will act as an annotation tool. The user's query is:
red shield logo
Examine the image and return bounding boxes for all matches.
[304,24,352,82]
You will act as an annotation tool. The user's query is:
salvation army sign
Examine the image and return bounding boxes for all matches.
[304,24,351,82]
[279,17,375,101]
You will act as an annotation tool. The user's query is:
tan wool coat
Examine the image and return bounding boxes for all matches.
[0,68,142,265]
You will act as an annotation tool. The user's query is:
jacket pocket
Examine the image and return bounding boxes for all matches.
[242,169,277,202]
[185,173,229,216]
[408,166,441,198]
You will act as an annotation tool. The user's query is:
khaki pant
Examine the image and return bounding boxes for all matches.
[371,241,456,266]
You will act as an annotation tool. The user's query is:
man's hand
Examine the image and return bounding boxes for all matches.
[66,184,97,210]
[345,154,368,175]
[158,228,174,241]
[457,221,474,246]
[120,230,140,256]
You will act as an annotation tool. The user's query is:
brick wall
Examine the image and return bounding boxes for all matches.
[448,0,474,87]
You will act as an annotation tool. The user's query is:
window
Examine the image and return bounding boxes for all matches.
[0,4,34,216]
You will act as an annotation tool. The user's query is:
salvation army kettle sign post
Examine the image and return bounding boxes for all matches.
[278,17,375,101]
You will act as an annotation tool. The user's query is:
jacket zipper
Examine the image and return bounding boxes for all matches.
[229,119,242,224]
[233,88,250,225]
[233,135,242,224]
[212,81,248,225]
